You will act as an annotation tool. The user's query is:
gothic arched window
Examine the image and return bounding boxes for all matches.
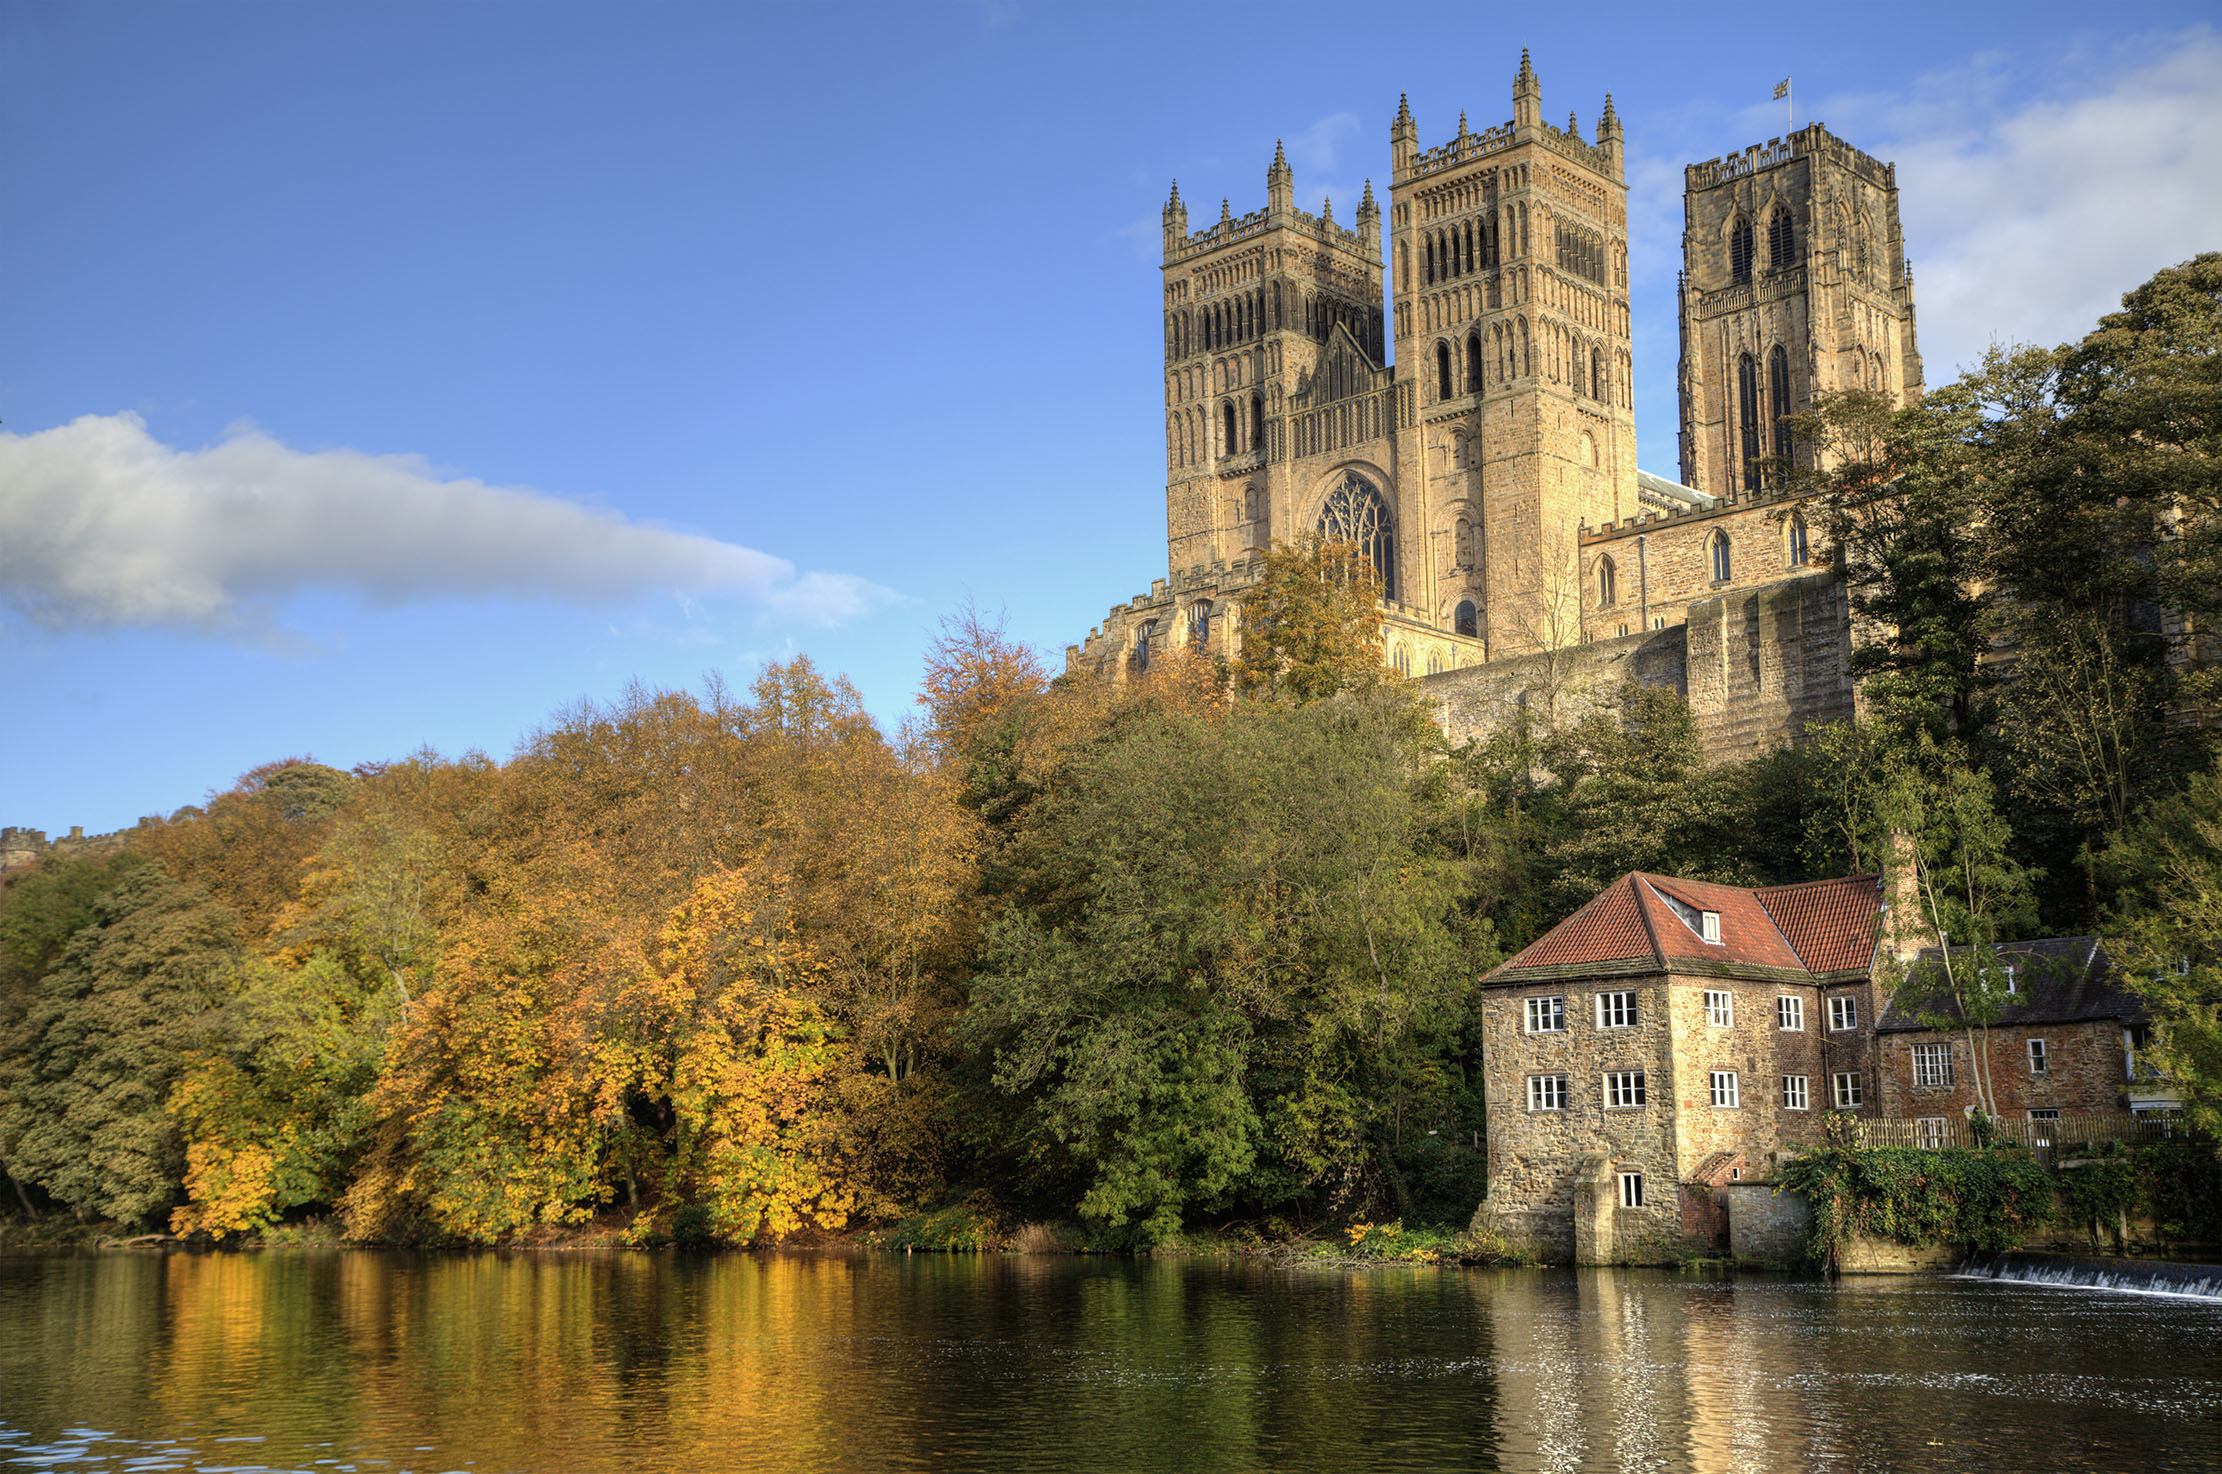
[1466,333,1484,394]
[1222,400,1238,456]
[1134,619,1156,674]
[1392,644,1411,678]
[1188,599,1213,646]
[1737,352,1761,491]
[1787,514,1809,567]
[1730,216,1754,285]
[1436,340,1454,401]
[1598,556,1617,607]
[1710,531,1732,583]
[1455,600,1478,637]
[1251,393,1265,451]
[1769,209,1795,269]
[1769,345,1793,462]
[1316,470,1396,599]
[1592,348,1607,405]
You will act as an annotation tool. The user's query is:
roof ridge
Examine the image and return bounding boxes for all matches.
[1631,875,1670,970]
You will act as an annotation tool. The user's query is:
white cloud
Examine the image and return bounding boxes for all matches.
[0,412,897,637]
[1839,32,2222,379]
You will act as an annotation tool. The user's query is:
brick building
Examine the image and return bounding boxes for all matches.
[1473,872,2158,1262]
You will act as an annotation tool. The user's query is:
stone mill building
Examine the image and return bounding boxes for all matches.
[1066,51,1928,763]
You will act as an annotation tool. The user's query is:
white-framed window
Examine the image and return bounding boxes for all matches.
[1527,1074,1567,1111]
[1710,1070,1740,1108]
[1524,996,1566,1033]
[1777,996,1804,1031]
[2028,1038,2049,1076]
[1595,990,1637,1029]
[1911,1042,1954,1088]
[1828,995,1859,1032]
[1705,990,1734,1028]
[1700,910,1722,943]
[1831,1071,1863,1109]
[1782,1074,1809,1110]
[2004,964,2018,995]
[1604,1070,1647,1108]
[1915,1117,1949,1150]
[1618,1171,1645,1209]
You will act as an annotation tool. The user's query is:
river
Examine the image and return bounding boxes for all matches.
[1,1250,2214,1472]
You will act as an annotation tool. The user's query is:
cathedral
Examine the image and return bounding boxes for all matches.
[1068,52,1926,759]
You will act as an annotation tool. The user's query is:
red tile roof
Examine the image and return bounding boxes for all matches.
[1757,874,1882,975]
[1490,872,1882,983]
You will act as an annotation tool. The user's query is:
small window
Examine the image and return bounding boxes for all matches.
[1911,1042,1954,1088]
[1454,600,1478,638]
[1787,514,1809,567]
[1524,996,1566,1034]
[1710,1070,1740,1108]
[1828,996,1859,1032]
[1604,1070,1647,1108]
[2027,1038,2049,1076]
[1831,1071,1863,1109]
[1598,557,1617,607]
[1782,1075,1809,1110]
[1595,991,1636,1029]
[1705,990,1733,1028]
[1915,1117,1949,1150]
[1700,911,1722,944]
[1777,996,1804,1031]
[1709,533,1732,583]
[1618,1171,1645,1209]
[1527,1074,1567,1112]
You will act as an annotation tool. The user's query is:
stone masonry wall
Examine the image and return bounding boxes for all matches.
[1874,1019,2132,1122]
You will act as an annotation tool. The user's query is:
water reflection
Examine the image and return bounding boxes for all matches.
[0,1251,2215,1473]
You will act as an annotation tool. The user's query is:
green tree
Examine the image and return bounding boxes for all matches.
[0,866,242,1225]
[2104,759,2222,1138]
[1869,736,2042,1119]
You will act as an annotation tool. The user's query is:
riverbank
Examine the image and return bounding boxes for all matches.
[0,1207,1543,1269]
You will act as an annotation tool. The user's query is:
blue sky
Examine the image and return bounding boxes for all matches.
[4,1,2217,835]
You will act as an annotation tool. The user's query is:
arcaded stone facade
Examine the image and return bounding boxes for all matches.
[1067,55,1919,763]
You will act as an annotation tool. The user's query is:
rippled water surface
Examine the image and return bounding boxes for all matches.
[2,1250,2216,1472]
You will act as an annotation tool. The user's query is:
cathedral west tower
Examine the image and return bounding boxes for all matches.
[1388,51,1636,657]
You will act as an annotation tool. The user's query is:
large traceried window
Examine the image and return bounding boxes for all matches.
[1769,344,1793,463]
[1768,209,1795,269]
[1730,216,1754,284]
[1317,471,1396,600]
[1738,352,1761,491]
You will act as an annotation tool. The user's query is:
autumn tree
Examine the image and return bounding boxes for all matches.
[1233,537,1388,703]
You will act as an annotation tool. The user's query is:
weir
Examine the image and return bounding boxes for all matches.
[1957,1252,2222,1301]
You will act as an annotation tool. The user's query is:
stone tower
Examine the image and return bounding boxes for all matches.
[1677,124,1923,495]
[1160,146,1386,579]
[1387,51,1636,657]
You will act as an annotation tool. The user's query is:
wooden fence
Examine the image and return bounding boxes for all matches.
[1852,1110,2195,1155]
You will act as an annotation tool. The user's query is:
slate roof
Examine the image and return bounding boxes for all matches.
[1875,936,2147,1031]
[1487,872,1882,985]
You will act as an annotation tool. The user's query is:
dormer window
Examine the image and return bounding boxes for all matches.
[1701,911,1722,944]
[2005,964,2018,995]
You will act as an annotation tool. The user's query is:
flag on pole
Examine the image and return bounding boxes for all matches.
[1772,79,1790,100]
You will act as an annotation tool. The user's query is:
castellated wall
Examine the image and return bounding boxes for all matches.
[1423,568,1855,759]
